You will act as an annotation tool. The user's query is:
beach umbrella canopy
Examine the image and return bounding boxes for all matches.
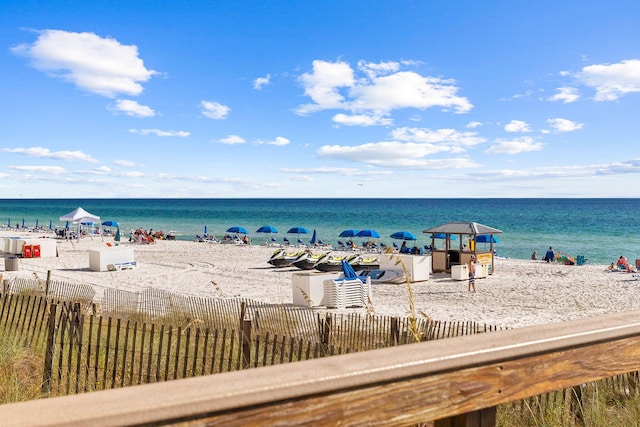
[475,234,499,243]
[338,229,359,238]
[310,229,317,245]
[431,233,456,240]
[226,226,248,234]
[102,220,119,227]
[256,225,278,234]
[287,226,309,235]
[390,231,417,241]
[35,219,39,229]
[115,227,121,242]
[356,229,380,239]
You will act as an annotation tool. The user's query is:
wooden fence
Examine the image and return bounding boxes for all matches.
[3,310,640,426]
[0,277,500,399]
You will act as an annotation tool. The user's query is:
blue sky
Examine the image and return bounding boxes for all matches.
[2,1,640,198]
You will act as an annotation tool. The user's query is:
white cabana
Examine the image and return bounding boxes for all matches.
[59,207,101,239]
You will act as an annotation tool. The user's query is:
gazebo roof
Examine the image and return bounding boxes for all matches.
[423,221,503,236]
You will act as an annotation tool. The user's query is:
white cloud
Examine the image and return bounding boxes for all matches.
[391,127,485,148]
[548,87,580,103]
[332,113,393,126]
[201,101,230,119]
[219,135,246,145]
[258,136,290,146]
[9,165,67,175]
[11,29,157,97]
[253,74,271,90]
[2,146,97,162]
[114,160,137,167]
[486,136,543,154]
[577,59,640,101]
[112,99,155,117]
[281,167,392,177]
[466,121,483,129]
[317,141,477,169]
[296,60,355,114]
[296,59,472,119]
[129,129,190,137]
[504,120,532,133]
[546,118,584,132]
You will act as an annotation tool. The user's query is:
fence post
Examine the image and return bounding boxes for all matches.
[41,303,58,395]
[241,319,252,369]
[434,407,497,427]
[391,317,399,346]
[45,270,51,296]
[321,314,332,354]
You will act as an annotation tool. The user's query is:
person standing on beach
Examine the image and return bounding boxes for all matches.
[467,255,476,292]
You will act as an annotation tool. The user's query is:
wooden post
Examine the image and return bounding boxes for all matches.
[434,407,497,427]
[241,319,252,369]
[45,270,52,296]
[321,314,332,354]
[391,317,399,346]
[41,303,57,395]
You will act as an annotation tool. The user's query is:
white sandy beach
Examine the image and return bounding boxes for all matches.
[1,230,639,329]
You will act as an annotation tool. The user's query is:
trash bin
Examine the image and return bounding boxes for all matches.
[4,256,19,271]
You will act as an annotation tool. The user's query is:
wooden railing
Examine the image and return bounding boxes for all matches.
[3,310,640,426]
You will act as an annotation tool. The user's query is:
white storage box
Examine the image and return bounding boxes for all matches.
[378,253,431,282]
[451,264,469,281]
[89,247,135,272]
[292,271,340,307]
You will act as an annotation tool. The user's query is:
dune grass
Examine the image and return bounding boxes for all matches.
[0,336,44,404]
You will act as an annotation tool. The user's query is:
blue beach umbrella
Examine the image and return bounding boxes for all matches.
[390,231,417,241]
[356,229,380,239]
[475,234,499,243]
[115,227,121,242]
[310,229,317,245]
[65,221,69,229]
[35,219,39,229]
[49,220,53,230]
[204,225,208,235]
[431,233,456,240]
[338,229,359,238]
[102,220,119,227]
[226,226,248,234]
[256,225,278,234]
[21,219,25,228]
[287,226,309,235]
[7,218,10,228]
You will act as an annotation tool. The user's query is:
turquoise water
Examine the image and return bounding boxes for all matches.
[0,198,637,265]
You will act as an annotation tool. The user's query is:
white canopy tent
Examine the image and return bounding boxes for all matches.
[59,207,101,240]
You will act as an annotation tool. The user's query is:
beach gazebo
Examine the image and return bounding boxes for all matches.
[423,221,502,274]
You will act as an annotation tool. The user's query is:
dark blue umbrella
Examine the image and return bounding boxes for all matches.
[287,226,309,235]
[102,220,119,227]
[256,225,278,234]
[7,218,10,228]
[310,229,317,245]
[339,229,359,238]
[21,219,25,228]
[226,226,248,234]
[204,225,208,235]
[390,231,417,241]
[115,227,121,242]
[357,229,380,239]
[49,220,53,230]
[431,233,456,240]
[475,234,499,243]
[35,219,39,229]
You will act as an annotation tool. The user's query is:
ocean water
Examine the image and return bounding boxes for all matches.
[0,198,638,265]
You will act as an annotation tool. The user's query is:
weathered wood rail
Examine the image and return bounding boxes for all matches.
[3,310,640,426]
